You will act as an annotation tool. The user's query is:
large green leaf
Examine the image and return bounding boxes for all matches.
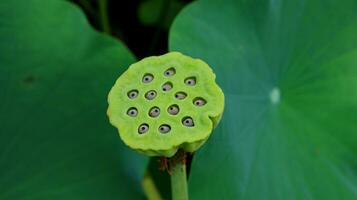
[170,0,357,199]
[0,0,147,199]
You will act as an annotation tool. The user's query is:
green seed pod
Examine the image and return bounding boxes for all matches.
[107,52,224,157]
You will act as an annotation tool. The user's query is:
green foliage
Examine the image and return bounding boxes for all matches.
[170,0,357,199]
[0,0,147,199]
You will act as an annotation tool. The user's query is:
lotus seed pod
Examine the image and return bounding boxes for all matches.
[107,52,224,157]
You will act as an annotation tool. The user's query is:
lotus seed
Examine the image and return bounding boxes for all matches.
[175,92,187,100]
[142,74,154,83]
[162,82,173,92]
[149,106,160,117]
[138,123,149,134]
[185,77,196,86]
[164,67,176,77]
[193,97,206,107]
[127,107,138,117]
[159,124,171,133]
[127,90,138,99]
[145,90,157,100]
[167,104,179,115]
[182,117,194,127]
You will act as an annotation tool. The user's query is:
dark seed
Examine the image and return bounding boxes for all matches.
[164,68,176,77]
[182,117,194,127]
[167,104,179,115]
[149,106,160,117]
[193,97,206,107]
[138,123,149,134]
[142,74,154,83]
[127,90,138,99]
[158,124,171,133]
[175,92,187,100]
[145,90,157,100]
[185,77,196,86]
[127,107,138,117]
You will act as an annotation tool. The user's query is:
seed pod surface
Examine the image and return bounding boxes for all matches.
[107,52,224,157]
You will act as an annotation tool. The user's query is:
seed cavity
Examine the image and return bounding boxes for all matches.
[127,90,139,99]
[175,92,187,100]
[142,73,154,83]
[185,77,196,86]
[164,67,176,77]
[138,123,149,134]
[193,97,206,107]
[162,82,173,92]
[182,116,194,127]
[159,124,171,133]
[149,106,160,117]
[167,104,179,115]
[127,107,138,117]
[145,90,157,100]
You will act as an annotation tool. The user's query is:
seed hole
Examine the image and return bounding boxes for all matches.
[164,67,176,77]
[145,90,157,100]
[149,106,160,117]
[182,116,194,127]
[127,90,139,99]
[142,73,154,83]
[184,77,196,86]
[127,107,138,117]
[159,124,171,133]
[138,123,149,134]
[193,97,206,107]
[162,82,173,92]
[175,92,187,100]
[167,104,179,115]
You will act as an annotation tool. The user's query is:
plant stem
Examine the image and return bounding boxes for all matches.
[147,0,171,55]
[170,151,188,200]
[142,171,162,200]
[98,0,111,34]
[77,0,96,17]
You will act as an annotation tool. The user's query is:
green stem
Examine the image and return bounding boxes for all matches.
[142,171,162,200]
[170,151,188,200]
[147,0,171,55]
[98,0,111,34]
[77,0,96,16]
